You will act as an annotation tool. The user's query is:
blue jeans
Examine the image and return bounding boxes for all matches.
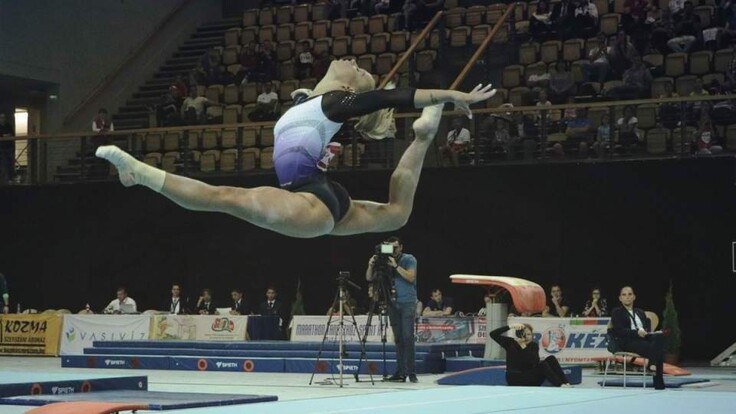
[389,301,416,376]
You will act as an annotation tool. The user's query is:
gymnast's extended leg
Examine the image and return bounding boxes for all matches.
[95,146,334,238]
[330,104,443,235]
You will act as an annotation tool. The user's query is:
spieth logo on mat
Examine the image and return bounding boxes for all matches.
[215,361,238,368]
[540,327,567,353]
[51,386,75,395]
[104,359,126,366]
[210,318,235,332]
[336,364,359,372]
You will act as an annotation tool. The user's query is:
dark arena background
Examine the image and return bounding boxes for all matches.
[2,0,736,413]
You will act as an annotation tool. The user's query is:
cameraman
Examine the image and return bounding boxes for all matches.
[365,236,418,383]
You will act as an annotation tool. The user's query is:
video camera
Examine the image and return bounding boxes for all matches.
[371,242,397,302]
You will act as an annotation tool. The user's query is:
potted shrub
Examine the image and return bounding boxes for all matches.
[662,281,682,365]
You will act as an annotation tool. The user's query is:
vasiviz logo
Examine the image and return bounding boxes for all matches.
[215,361,238,368]
[104,359,126,366]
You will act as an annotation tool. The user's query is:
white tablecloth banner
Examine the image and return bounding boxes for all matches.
[60,315,151,355]
[150,315,248,341]
[291,315,394,343]
[507,316,611,363]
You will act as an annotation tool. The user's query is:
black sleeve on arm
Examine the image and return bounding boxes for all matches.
[321,88,417,123]
[489,325,515,350]
[611,308,638,339]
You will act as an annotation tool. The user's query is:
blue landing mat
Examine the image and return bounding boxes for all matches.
[0,390,277,410]
[83,347,440,360]
[598,377,710,388]
[437,365,583,386]
[159,386,736,414]
[445,357,505,372]
[0,372,147,398]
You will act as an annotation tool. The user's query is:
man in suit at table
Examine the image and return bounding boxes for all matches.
[196,288,218,315]
[230,288,252,315]
[610,286,665,390]
[258,286,286,319]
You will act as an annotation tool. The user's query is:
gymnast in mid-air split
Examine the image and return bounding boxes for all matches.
[97,58,495,238]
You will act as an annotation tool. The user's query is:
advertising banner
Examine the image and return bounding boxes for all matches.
[60,315,150,355]
[291,315,394,343]
[416,316,486,344]
[508,316,611,363]
[0,314,62,356]
[150,315,248,341]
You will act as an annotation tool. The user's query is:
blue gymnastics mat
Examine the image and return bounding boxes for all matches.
[0,371,146,398]
[437,364,583,386]
[0,390,277,410]
[598,377,710,388]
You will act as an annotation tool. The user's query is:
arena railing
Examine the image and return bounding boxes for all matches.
[3,94,734,186]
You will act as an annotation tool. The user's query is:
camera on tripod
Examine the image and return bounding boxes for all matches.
[372,243,397,303]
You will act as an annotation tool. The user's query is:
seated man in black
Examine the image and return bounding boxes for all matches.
[610,286,665,390]
[196,289,217,315]
[490,323,571,387]
[422,288,453,316]
[542,285,569,317]
[230,288,251,315]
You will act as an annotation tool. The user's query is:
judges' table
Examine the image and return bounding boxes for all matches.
[507,316,611,363]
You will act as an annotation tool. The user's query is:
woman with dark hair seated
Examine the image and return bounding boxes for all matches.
[490,323,571,387]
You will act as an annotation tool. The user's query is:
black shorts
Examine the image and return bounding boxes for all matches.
[286,173,351,223]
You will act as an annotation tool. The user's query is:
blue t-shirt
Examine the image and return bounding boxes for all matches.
[393,253,417,303]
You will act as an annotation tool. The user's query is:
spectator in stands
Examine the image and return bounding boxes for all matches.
[542,285,569,317]
[548,62,577,104]
[669,1,700,52]
[593,113,611,157]
[373,0,390,15]
[155,89,181,127]
[695,109,723,155]
[103,287,137,314]
[296,42,314,80]
[492,115,520,160]
[440,117,471,166]
[610,286,665,390]
[552,0,576,39]
[608,31,636,77]
[312,51,331,81]
[606,55,652,99]
[0,114,14,185]
[651,7,677,54]
[92,108,114,133]
[327,290,357,316]
[180,88,212,125]
[658,82,681,128]
[582,287,608,317]
[238,42,259,85]
[565,107,594,157]
[535,90,554,122]
[530,0,553,41]
[478,292,492,316]
[573,0,599,39]
[257,41,278,83]
[670,0,685,14]
[198,49,223,86]
[196,288,217,315]
[623,0,656,55]
[230,288,252,315]
[401,0,419,31]
[584,33,611,83]
[617,105,642,152]
[0,273,9,314]
[167,283,187,315]
[422,288,454,316]
[170,75,188,101]
[718,1,736,47]
[417,0,444,26]
[691,78,710,98]
[327,0,349,20]
[249,82,280,122]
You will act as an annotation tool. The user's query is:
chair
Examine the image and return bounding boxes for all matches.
[200,150,220,172]
[636,104,658,130]
[314,38,332,56]
[571,60,588,83]
[471,25,491,46]
[416,50,436,73]
[276,40,294,62]
[601,324,649,389]
[279,59,294,81]
[357,54,375,73]
[651,77,674,99]
[258,7,274,26]
[600,13,620,36]
[242,9,258,28]
[221,129,237,149]
[242,127,259,148]
[260,147,275,169]
[312,20,330,39]
[206,85,223,103]
[223,84,240,105]
[702,73,725,86]
[466,5,486,26]
[502,65,524,89]
[665,53,687,78]
[312,2,327,21]
[714,49,734,73]
[201,130,219,150]
[450,26,471,47]
[241,28,258,46]
[299,78,317,90]
[220,148,238,172]
[242,148,260,170]
[224,28,241,47]
[646,128,668,154]
[486,3,506,24]
[541,41,561,64]
[222,46,240,66]
[293,4,310,23]
[161,152,179,173]
[350,16,368,35]
[279,79,299,102]
[519,42,539,66]
[294,22,312,41]
[376,53,397,75]
[694,5,714,28]
[145,133,162,153]
[162,132,181,152]
[331,18,349,37]
[390,32,408,53]
[445,7,465,28]
[563,39,584,62]
[368,15,387,34]
[277,24,293,43]
[260,128,275,147]
[223,105,241,124]
[371,32,389,54]
[276,5,292,25]
[689,51,712,75]
[675,75,697,97]
[333,36,350,57]
[509,87,530,107]
[352,34,370,56]
[144,153,162,167]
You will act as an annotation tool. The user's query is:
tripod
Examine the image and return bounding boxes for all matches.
[309,271,373,387]
[355,272,392,381]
